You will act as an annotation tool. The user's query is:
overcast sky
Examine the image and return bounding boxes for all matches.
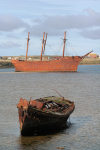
[0,0,100,56]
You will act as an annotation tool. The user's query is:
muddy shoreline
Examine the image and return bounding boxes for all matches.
[0,60,14,68]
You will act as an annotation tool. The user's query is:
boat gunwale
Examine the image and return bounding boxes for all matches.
[28,103,75,117]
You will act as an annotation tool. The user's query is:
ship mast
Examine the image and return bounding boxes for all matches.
[63,32,66,58]
[40,32,47,61]
[43,33,48,54]
[26,32,30,61]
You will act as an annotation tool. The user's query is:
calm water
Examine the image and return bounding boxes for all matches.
[0,65,100,150]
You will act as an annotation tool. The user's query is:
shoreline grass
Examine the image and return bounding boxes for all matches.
[80,58,100,65]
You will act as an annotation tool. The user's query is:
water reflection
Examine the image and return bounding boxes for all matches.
[18,131,66,150]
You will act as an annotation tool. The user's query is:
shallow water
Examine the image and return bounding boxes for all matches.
[0,65,100,150]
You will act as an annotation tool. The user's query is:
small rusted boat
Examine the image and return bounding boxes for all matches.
[17,96,75,136]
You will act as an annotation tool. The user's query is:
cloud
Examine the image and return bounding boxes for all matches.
[30,9,100,38]
[0,15,29,32]
[1,9,100,41]
[0,41,21,48]
[81,28,100,39]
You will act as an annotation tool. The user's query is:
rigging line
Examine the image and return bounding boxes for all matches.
[51,89,64,98]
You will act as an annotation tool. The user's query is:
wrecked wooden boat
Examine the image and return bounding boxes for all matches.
[17,96,75,136]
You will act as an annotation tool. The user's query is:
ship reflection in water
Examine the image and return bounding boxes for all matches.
[18,130,67,150]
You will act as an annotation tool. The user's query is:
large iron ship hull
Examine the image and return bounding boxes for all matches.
[17,96,75,136]
[12,32,92,72]
[12,56,82,72]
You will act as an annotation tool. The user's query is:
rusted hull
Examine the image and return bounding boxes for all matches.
[18,105,74,135]
[12,56,82,72]
[17,97,75,135]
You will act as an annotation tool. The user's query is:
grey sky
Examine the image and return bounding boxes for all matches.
[0,0,100,55]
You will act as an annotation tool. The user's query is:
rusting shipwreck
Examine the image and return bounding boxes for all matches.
[12,32,92,72]
[17,96,75,136]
